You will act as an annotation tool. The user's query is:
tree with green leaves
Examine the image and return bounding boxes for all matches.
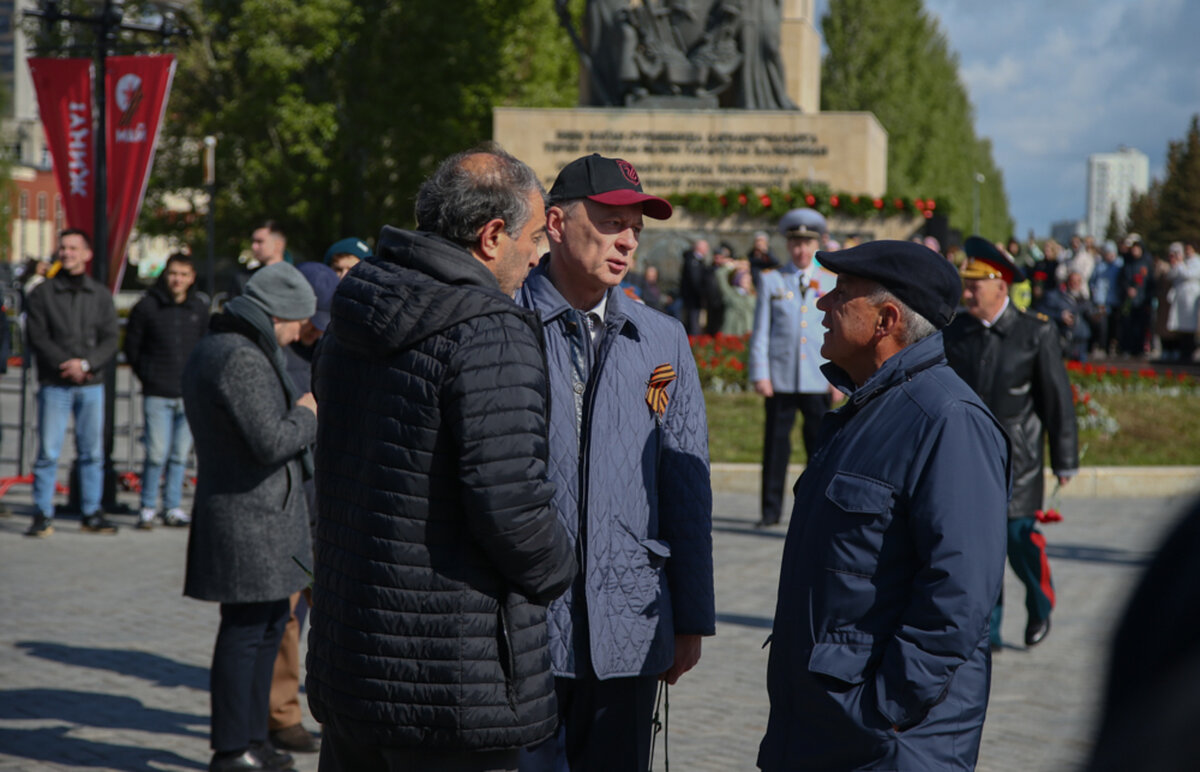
[141,0,579,278]
[820,0,1011,240]
[1126,182,1161,254]
[1104,201,1125,244]
[1155,115,1200,250]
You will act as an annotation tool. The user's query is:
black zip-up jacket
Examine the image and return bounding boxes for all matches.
[25,272,119,386]
[305,227,577,752]
[944,302,1079,519]
[124,283,210,398]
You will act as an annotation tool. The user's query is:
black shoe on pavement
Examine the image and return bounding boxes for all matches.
[268,724,319,753]
[251,740,297,769]
[1024,616,1051,647]
[81,514,119,534]
[25,515,54,538]
[754,518,781,529]
[208,750,265,771]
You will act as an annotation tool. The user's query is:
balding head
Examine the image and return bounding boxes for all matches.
[414,143,546,251]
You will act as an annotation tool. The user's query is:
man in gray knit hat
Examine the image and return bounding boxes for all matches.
[182,261,319,772]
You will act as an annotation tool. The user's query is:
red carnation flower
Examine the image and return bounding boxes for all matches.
[872,198,884,209]
[893,198,905,209]
[760,194,772,207]
[804,193,816,206]
[914,198,925,209]
[719,195,728,207]
[926,199,936,210]
[738,193,748,206]
[830,195,840,207]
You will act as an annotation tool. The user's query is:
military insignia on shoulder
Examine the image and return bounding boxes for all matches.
[1034,312,1050,322]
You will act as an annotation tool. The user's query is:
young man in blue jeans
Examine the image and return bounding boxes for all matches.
[124,253,210,528]
[24,229,120,537]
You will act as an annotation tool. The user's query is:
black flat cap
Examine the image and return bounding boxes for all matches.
[816,240,961,329]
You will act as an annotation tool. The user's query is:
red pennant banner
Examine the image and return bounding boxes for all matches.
[28,58,95,242]
[105,55,176,291]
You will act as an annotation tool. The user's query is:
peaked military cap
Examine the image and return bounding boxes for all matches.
[960,236,1025,284]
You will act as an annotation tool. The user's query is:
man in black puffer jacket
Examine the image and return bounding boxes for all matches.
[306,146,577,772]
[124,253,209,529]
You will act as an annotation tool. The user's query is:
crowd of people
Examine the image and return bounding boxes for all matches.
[19,144,1187,772]
[966,233,1200,364]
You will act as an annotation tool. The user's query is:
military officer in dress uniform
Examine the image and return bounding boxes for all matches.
[943,236,1079,650]
[748,208,838,527]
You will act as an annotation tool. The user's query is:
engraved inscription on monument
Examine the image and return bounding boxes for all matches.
[544,129,829,190]
[495,108,887,197]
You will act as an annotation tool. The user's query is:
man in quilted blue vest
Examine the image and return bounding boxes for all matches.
[517,154,715,772]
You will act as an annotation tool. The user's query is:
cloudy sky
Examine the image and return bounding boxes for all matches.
[816,0,1200,237]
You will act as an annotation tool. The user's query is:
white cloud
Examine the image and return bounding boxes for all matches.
[922,0,1200,235]
[811,0,1200,234]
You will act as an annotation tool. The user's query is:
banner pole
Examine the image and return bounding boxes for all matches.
[204,136,217,301]
[92,0,110,289]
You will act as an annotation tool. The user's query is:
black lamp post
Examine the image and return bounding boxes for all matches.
[28,0,188,286]
[27,0,189,512]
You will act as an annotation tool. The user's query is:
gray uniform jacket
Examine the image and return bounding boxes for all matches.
[748,262,836,392]
[182,330,316,604]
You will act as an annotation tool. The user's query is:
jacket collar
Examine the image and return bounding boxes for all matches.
[50,272,96,293]
[989,301,1019,335]
[822,332,947,413]
[520,257,637,335]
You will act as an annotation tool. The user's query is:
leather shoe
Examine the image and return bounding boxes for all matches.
[1024,616,1051,647]
[208,750,265,771]
[268,724,319,753]
[250,741,295,769]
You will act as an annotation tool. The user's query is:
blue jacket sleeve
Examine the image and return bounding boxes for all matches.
[874,403,1009,728]
[658,326,715,636]
[748,273,773,383]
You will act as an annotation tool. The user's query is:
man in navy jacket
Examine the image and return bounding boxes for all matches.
[759,240,1010,771]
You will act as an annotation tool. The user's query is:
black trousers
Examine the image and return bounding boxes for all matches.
[519,674,659,772]
[319,731,519,772]
[760,391,831,525]
[210,598,290,753]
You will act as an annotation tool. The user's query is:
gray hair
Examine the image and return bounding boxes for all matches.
[865,283,938,346]
[414,143,545,249]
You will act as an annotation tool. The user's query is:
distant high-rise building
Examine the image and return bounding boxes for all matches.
[1087,147,1149,239]
[1051,219,1086,247]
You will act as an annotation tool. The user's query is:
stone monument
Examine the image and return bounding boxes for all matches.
[495,0,894,268]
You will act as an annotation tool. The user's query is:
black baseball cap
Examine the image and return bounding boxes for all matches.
[548,154,673,220]
[816,240,961,329]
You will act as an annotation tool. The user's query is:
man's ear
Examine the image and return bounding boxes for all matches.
[476,217,507,262]
[876,301,902,339]
[546,205,568,246]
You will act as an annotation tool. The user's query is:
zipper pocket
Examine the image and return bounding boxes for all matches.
[497,603,518,712]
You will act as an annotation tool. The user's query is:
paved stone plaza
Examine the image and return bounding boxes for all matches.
[0,475,1192,771]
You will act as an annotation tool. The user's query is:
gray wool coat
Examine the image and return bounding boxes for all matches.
[182,330,317,604]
